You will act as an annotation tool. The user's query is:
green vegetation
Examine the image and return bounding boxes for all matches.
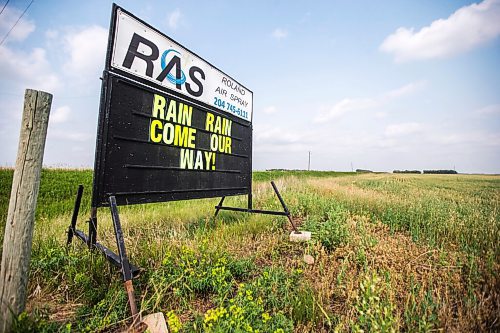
[0,169,498,332]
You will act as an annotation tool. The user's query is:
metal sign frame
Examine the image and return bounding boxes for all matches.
[66,6,298,318]
[92,4,254,209]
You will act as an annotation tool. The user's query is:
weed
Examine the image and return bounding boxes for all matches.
[303,205,349,251]
[201,267,301,332]
[11,312,70,333]
[351,271,397,332]
[144,242,254,310]
[403,279,439,332]
[75,285,128,332]
[166,310,182,333]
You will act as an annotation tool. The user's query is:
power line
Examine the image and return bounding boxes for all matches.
[0,0,34,47]
[0,0,10,16]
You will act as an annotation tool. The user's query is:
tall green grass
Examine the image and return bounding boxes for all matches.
[0,169,498,332]
[294,174,499,261]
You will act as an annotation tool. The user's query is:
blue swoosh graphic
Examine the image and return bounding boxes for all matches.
[161,49,186,85]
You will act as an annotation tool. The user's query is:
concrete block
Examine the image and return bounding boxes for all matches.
[289,231,311,242]
[303,254,315,265]
[141,312,169,333]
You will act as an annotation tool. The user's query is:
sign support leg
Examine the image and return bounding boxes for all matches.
[247,192,253,210]
[271,181,299,233]
[214,196,226,218]
[88,207,98,248]
[67,185,84,245]
[214,181,299,233]
[109,196,141,326]
[65,195,141,278]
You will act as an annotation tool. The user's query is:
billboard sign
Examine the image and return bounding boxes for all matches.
[92,5,253,207]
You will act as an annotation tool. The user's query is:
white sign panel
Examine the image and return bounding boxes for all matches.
[111,9,252,122]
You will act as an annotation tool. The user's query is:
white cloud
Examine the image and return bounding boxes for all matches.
[271,28,288,39]
[432,131,500,146]
[475,103,500,115]
[254,125,318,153]
[0,45,60,92]
[314,81,424,122]
[380,0,500,62]
[50,106,71,124]
[45,29,59,40]
[262,106,278,114]
[167,9,182,29]
[0,7,35,43]
[63,25,108,80]
[382,80,426,100]
[385,122,423,137]
[0,8,58,92]
[315,98,377,122]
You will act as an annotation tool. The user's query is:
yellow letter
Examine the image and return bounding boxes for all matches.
[187,128,196,148]
[205,112,214,132]
[204,151,213,169]
[150,120,162,143]
[210,134,218,151]
[166,99,177,122]
[226,119,232,136]
[224,137,232,154]
[162,123,175,144]
[174,124,189,147]
[194,150,203,169]
[214,116,222,134]
[178,103,192,126]
[152,94,166,119]
[180,149,193,169]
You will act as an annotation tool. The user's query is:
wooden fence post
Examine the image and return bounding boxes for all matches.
[0,89,52,332]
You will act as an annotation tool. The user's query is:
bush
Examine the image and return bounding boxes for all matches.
[303,205,349,251]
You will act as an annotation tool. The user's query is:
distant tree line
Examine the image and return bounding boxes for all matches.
[423,170,458,174]
[393,170,421,174]
[392,169,458,174]
[355,169,373,173]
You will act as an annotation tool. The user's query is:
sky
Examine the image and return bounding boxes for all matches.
[0,0,499,173]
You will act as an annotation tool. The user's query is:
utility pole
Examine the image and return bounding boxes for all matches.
[0,89,52,333]
[308,151,311,171]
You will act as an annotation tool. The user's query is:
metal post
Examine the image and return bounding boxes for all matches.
[270,181,300,233]
[109,196,139,323]
[67,185,84,245]
[247,192,253,210]
[88,207,98,248]
[214,196,226,217]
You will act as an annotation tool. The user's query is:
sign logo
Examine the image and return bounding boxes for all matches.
[122,33,205,97]
[161,49,186,85]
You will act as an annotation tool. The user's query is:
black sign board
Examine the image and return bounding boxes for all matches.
[92,5,253,207]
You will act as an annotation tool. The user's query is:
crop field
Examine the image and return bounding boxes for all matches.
[0,169,499,332]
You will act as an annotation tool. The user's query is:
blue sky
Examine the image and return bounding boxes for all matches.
[0,0,499,173]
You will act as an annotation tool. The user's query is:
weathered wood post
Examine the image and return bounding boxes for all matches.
[0,89,52,333]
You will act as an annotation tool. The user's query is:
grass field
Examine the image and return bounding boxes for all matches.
[0,169,498,332]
